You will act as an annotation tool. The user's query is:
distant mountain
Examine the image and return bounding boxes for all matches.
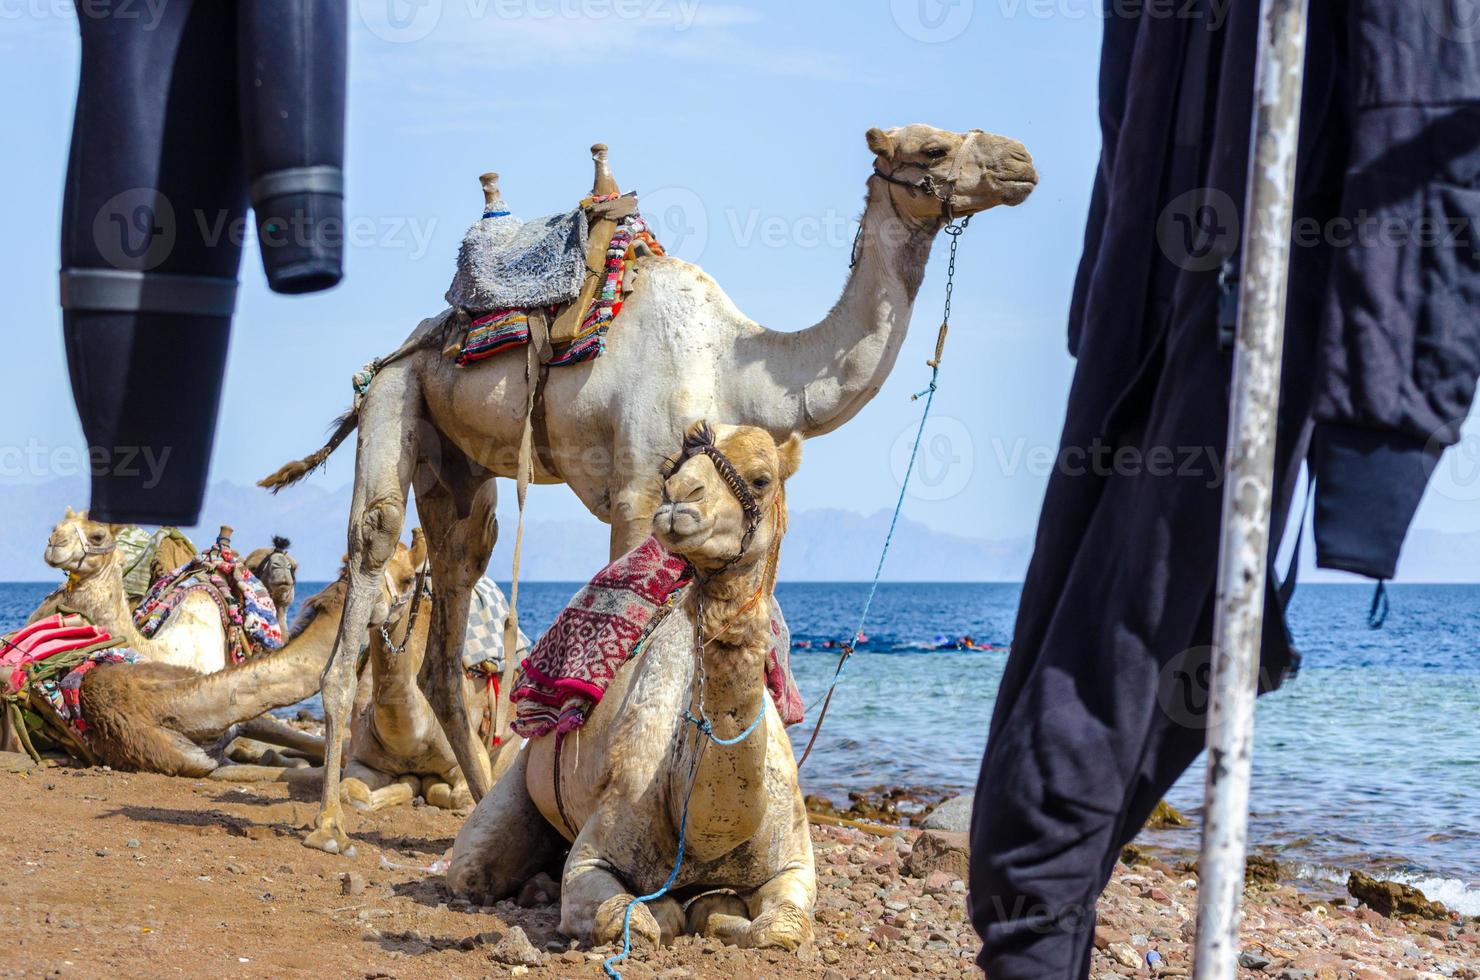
[2,479,1476,583]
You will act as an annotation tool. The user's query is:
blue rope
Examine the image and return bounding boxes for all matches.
[808,364,941,708]
[602,732,706,980]
[686,697,768,746]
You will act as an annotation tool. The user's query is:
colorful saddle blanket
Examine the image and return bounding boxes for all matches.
[511,536,804,739]
[2,613,140,758]
[456,208,665,369]
[134,547,283,664]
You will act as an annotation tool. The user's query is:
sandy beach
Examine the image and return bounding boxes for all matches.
[1,761,1474,979]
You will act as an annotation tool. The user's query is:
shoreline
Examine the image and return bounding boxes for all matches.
[2,762,1474,979]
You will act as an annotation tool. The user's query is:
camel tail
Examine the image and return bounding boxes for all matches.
[258,408,359,492]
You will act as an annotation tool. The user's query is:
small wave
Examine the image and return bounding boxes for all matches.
[1291,864,1480,917]
[1387,873,1480,918]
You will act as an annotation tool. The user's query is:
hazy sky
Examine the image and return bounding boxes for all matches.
[4,1,1477,550]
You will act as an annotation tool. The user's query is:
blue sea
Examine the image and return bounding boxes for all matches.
[4,580,1476,913]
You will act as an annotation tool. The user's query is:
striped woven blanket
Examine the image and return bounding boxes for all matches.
[510,537,803,739]
[134,547,283,664]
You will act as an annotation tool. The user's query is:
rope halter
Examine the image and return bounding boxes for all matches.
[870,128,985,224]
[66,522,116,574]
[661,423,764,572]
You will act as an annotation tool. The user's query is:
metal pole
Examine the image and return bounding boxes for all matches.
[1193,1,1309,978]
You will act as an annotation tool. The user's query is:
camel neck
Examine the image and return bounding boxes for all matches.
[65,557,154,653]
[754,177,940,438]
[167,584,346,729]
[677,565,774,856]
[368,600,429,706]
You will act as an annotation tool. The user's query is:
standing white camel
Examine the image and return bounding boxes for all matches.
[265,124,1037,852]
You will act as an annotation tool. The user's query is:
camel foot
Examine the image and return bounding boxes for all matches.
[424,780,452,810]
[687,893,750,943]
[341,778,372,810]
[592,895,660,949]
[303,814,357,858]
[745,901,812,951]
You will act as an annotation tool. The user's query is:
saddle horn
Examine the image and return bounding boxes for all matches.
[589,144,619,198]
[479,171,505,211]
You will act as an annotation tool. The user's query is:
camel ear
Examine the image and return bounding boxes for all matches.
[63,506,77,519]
[409,527,428,567]
[776,433,803,482]
[866,127,895,159]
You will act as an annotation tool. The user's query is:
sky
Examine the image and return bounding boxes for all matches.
[3,0,1478,560]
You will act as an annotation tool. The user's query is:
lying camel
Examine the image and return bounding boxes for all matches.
[35,510,278,674]
[450,422,815,952]
[75,538,426,779]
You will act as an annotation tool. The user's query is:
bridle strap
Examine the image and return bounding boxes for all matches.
[870,128,985,225]
[68,523,116,573]
[663,424,763,569]
[379,561,430,655]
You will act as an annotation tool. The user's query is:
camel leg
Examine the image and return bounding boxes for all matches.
[414,471,495,802]
[206,764,296,782]
[563,823,684,947]
[304,364,419,856]
[342,762,419,812]
[422,773,471,811]
[236,716,325,763]
[742,858,817,950]
[607,474,657,560]
[687,893,752,944]
[448,747,566,904]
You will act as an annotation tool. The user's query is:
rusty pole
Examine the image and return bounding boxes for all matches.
[1193,0,1310,977]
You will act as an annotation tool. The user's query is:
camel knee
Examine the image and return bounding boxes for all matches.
[447,850,522,905]
[353,498,406,567]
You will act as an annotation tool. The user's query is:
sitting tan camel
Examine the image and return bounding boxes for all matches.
[449,422,815,953]
[267,125,1037,845]
[75,539,425,778]
[244,536,298,633]
[35,510,234,673]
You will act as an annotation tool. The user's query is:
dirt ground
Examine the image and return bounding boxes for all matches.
[0,764,1475,979]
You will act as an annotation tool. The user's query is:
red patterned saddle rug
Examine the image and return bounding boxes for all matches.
[511,536,803,739]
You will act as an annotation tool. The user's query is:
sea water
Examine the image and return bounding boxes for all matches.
[4,580,1475,913]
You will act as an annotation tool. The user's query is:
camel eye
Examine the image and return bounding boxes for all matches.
[924,146,948,160]
[89,532,106,543]
[751,475,771,490]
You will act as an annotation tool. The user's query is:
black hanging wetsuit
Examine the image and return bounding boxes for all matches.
[970,1,1480,976]
[60,1,346,524]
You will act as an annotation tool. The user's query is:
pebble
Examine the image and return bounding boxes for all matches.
[488,926,543,967]
[340,872,367,897]
[1108,942,1142,969]
[126,839,140,849]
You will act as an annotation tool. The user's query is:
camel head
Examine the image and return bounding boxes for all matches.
[293,530,428,638]
[246,536,299,611]
[374,527,429,629]
[43,507,120,582]
[866,123,1037,224]
[653,422,802,575]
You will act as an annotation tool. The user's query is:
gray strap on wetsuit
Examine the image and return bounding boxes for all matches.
[59,269,239,317]
[249,165,344,208]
